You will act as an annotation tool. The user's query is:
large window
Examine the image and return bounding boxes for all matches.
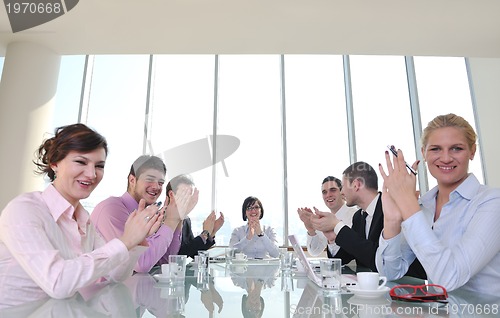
[414,57,484,189]
[350,56,416,189]
[84,55,151,209]
[284,55,350,245]
[50,54,480,246]
[53,55,85,128]
[216,55,284,245]
[149,55,216,241]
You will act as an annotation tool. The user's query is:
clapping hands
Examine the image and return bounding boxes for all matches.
[297,207,314,234]
[202,211,224,238]
[247,218,262,239]
[120,199,162,250]
[173,184,199,220]
[309,207,340,232]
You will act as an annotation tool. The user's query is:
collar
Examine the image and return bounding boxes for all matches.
[421,173,479,205]
[335,203,349,215]
[42,184,89,228]
[364,193,380,217]
[122,192,140,213]
[451,173,480,200]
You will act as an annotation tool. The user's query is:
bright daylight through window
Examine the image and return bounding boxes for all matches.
[51,54,481,246]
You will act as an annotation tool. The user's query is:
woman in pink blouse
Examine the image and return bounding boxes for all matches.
[0,124,162,308]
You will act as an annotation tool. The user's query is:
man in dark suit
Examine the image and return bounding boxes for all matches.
[179,211,224,258]
[171,174,224,259]
[311,162,426,278]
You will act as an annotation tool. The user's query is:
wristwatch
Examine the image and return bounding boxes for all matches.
[257,233,264,237]
[201,230,210,240]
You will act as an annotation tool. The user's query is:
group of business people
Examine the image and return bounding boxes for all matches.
[0,113,499,309]
[0,125,229,308]
[89,161,225,272]
[297,113,500,297]
[0,119,280,309]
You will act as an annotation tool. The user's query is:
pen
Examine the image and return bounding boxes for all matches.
[155,201,162,214]
[387,145,418,175]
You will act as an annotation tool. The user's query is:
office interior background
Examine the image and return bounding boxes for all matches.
[1,1,500,247]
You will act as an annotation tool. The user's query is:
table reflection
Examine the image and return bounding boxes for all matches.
[0,281,136,318]
[2,261,500,318]
[230,263,280,318]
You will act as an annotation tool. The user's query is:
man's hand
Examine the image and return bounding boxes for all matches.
[297,207,315,235]
[310,208,340,232]
[213,211,224,236]
[203,211,216,234]
[173,184,199,220]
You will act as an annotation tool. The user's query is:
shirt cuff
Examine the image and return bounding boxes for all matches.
[327,243,341,256]
[378,230,402,261]
[334,221,346,235]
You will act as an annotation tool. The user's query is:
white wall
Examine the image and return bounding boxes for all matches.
[468,58,500,187]
[0,43,59,208]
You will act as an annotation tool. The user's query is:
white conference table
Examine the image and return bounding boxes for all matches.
[2,260,499,317]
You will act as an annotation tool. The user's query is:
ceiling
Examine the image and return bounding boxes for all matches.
[1,0,500,57]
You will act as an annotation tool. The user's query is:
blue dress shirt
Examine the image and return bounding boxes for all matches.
[376,174,500,295]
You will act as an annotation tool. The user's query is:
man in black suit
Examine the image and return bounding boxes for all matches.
[171,174,224,258]
[179,211,224,258]
[310,162,425,278]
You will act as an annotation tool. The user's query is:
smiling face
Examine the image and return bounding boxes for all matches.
[322,181,344,212]
[245,201,262,221]
[51,148,106,207]
[422,126,476,191]
[129,168,165,205]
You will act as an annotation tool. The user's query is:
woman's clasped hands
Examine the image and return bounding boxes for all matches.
[379,148,421,236]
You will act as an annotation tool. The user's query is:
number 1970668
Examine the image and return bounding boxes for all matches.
[6,2,62,14]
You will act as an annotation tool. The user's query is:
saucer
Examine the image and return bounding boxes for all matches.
[348,295,391,306]
[231,258,248,264]
[153,274,171,284]
[348,286,390,299]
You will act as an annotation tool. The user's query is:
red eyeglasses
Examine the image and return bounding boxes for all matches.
[390,284,448,303]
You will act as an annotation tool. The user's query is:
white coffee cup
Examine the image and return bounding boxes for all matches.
[235,253,247,261]
[161,264,171,276]
[356,272,387,290]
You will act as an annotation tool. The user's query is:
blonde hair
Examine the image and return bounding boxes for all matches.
[421,114,477,149]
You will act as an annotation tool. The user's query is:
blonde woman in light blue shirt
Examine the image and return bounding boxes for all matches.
[377,113,500,295]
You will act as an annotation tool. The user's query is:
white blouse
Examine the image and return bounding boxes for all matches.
[229,224,279,259]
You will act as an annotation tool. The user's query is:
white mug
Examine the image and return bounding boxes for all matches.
[161,264,170,276]
[235,253,247,261]
[356,272,387,290]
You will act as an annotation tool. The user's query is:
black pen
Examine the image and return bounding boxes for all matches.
[387,145,418,175]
